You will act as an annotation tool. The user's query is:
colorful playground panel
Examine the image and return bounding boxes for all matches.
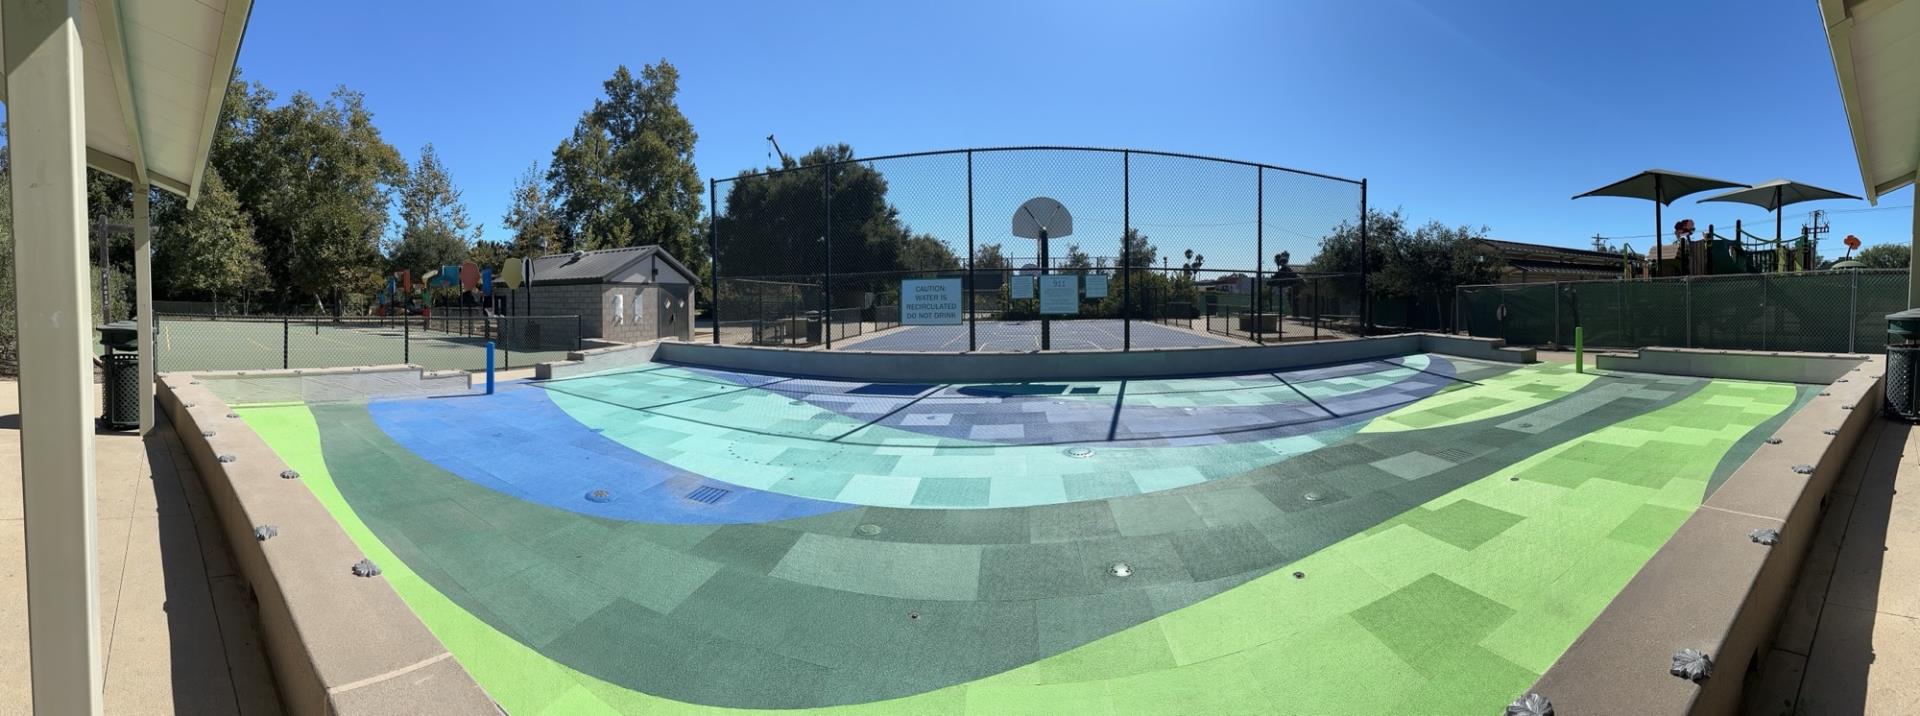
[220,353,1816,714]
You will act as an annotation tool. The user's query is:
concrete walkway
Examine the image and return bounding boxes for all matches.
[1747,417,1920,714]
[0,380,279,714]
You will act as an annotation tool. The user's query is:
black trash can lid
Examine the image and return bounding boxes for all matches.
[1891,309,1920,338]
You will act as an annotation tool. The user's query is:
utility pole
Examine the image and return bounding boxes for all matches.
[1591,233,1608,252]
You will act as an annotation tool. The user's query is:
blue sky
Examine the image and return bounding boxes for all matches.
[233,0,1913,265]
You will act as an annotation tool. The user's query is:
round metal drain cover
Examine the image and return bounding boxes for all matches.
[1292,571,1306,579]
[1109,562,1133,578]
[1303,491,1324,502]
[856,524,883,536]
[1065,447,1095,458]
[907,612,921,621]
[586,489,615,503]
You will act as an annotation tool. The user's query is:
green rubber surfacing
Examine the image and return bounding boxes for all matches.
[236,359,1807,714]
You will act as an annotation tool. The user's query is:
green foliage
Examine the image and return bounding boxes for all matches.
[387,143,479,277]
[210,73,407,304]
[1119,228,1158,268]
[153,169,264,303]
[468,240,511,273]
[502,162,563,257]
[715,143,958,278]
[1063,243,1093,270]
[1855,243,1909,269]
[1310,208,1500,297]
[974,242,1011,270]
[548,62,705,272]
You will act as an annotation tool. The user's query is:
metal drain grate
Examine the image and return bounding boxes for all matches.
[686,486,732,504]
[1431,446,1477,463]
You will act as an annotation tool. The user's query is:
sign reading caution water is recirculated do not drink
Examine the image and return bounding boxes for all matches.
[901,278,963,325]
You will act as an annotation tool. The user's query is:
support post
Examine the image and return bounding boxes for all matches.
[1254,167,1264,345]
[5,0,105,710]
[1123,150,1132,351]
[711,177,722,343]
[403,314,411,364]
[822,163,834,349]
[1360,178,1371,334]
[1654,176,1664,279]
[1850,268,1859,353]
[281,316,289,369]
[1040,228,1051,351]
[134,183,153,433]
[1553,282,1561,347]
[486,341,496,394]
[967,151,976,352]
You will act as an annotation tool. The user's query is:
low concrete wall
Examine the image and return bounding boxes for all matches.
[1597,347,1870,385]
[533,339,669,380]
[651,333,1530,383]
[1525,355,1884,715]
[156,366,497,715]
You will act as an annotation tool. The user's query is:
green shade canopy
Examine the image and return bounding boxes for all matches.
[1571,169,1749,205]
[1694,178,1862,211]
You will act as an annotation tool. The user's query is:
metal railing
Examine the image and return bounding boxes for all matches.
[154,312,583,373]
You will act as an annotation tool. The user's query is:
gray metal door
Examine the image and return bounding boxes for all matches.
[659,285,690,340]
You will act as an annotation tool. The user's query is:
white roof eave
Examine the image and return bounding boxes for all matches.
[0,0,254,205]
[1822,0,1920,204]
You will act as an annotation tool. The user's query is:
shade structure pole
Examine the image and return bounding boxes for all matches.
[4,0,105,712]
[135,182,153,433]
[1653,175,1663,279]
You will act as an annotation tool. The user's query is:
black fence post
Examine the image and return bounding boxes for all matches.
[1255,167,1264,345]
[967,150,976,352]
[1360,178,1371,335]
[281,316,289,369]
[1122,150,1132,352]
[576,315,583,351]
[403,314,411,365]
[710,176,721,344]
[823,162,834,350]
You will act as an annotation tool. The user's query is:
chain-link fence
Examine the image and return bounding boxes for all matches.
[706,146,1368,352]
[155,311,583,373]
[1457,269,1907,354]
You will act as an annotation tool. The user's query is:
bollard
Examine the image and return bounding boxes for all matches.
[1574,326,1584,373]
[486,340,496,395]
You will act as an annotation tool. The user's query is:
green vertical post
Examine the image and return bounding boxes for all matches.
[1574,326,1584,373]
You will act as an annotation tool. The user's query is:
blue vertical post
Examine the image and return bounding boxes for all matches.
[485,340,496,394]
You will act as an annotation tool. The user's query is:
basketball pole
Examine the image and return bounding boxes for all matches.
[1039,228,1050,351]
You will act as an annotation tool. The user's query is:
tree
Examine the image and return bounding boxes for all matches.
[153,169,265,304]
[387,143,479,277]
[1063,243,1093,270]
[502,162,563,257]
[548,61,705,273]
[1856,243,1910,269]
[1118,228,1157,268]
[974,242,1011,270]
[1310,208,1501,296]
[210,74,407,305]
[468,240,511,273]
[715,143,959,278]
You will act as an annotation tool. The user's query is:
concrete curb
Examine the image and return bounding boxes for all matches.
[1526,353,1885,714]
[155,365,497,716]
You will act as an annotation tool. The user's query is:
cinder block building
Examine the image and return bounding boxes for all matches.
[505,246,697,344]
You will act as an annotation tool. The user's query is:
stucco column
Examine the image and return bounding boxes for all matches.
[1911,185,1919,308]
[3,0,106,712]
[134,182,153,433]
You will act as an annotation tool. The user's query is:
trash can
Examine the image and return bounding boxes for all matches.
[1885,309,1920,422]
[97,321,140,430]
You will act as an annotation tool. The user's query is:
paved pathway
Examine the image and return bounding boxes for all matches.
[1747,417,1920,714]
[0,380,279,714]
